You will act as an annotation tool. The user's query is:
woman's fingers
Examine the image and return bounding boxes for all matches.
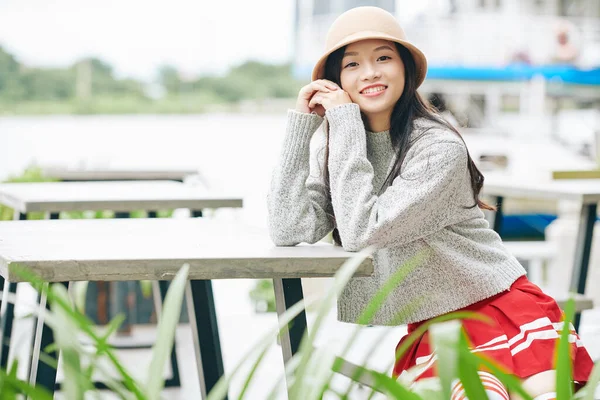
[304,80,339,97]
[316,79,340,91]
[308,93,321,109]
[304,82,331,97]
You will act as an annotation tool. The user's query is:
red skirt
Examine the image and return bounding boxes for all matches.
[393,276,594,384]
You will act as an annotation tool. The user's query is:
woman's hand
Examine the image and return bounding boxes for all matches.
[308,86,352,113]
[296,79,342,117]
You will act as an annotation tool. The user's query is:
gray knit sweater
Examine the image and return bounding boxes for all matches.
[268,103,525,325]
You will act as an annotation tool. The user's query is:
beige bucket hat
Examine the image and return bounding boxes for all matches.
[311,6,428,87]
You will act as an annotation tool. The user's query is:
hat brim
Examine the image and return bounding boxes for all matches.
[311,31,427,87]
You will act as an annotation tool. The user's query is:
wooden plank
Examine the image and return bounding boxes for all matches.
[0,181,243,213]
[555,294,594,313]
[503,241,556,261]
[483,176,600,204]
[0,219,373,282]
[552,170,600,180]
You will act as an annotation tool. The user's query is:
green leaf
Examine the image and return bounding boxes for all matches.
[457,332,488,400]
[468,352,533,400]
[49,283,86,400]
[139,280,153,298]
[333,361,422,399]
[0,367,54,400]
[575,360,600,400]
[11,266,145,398]
[288,247,374,399]
[429,320,462,399]
[207,300,307,400]
[145,263,189,399]
[331,356,422,399]
[355,249,429,325]
[236,342,271,400]
[72,281,89,314]
[556,296,575,400]
[394,311,490,369]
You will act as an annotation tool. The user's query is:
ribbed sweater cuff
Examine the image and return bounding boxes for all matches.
[281,109,323,169]
[325,103,367,152]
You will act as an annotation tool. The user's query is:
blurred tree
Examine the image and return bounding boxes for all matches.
[18,68,75,100]
[158,65,182,93]
[0,46,20,91]
[0,46,302,114]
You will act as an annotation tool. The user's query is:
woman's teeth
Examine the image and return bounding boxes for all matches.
[362,86,386,94]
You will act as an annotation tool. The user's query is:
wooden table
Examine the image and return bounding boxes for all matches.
[0,218,373,398]
[0,180,243,390]
[483,177,600,329]
[0,181,241,215]
[41,167,199,182]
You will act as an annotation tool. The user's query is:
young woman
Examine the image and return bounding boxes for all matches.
[267,6,593,400]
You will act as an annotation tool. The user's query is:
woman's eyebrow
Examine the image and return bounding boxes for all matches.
[343,45,395,58]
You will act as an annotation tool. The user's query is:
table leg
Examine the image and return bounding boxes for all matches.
[570,203,597,330]
[488,196,504,234]
[273,278,307,363]
[0,280,17,369]
[192,210,203,218]
[113,212,134,334]
[29,282,69,395]
[0,212,27,369]
[187,280,225,399]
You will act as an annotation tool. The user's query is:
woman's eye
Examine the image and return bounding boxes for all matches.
[378,56,391,61]
[344,62,358,68]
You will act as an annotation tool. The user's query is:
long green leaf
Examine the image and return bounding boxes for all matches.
[429,320,462,399]
[351,363,422,399]
[329,252,427,399]
[394,311,490,370]
[468,352,533,400]
[356,249,429,325]
[556,297,575,400]
[457,332,488,400]
[576,360,600,400]
[236,341,271,400]
[12,266,146,398]
[338,300,425,400]
[288,247,374,399]
[331,355,422,399]
[0,368,54,400]
[146,263,189,399]
[72,281,89,314]
[207,300,307,400]
[49,283,87,400]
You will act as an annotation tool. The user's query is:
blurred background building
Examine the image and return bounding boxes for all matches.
[293,0,600,77]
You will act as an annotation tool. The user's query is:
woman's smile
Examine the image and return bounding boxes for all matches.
[360,84,388,98]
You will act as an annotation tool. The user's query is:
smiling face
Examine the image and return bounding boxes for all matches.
[339,39,405,132]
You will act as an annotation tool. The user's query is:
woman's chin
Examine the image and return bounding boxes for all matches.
[358,103,392,115]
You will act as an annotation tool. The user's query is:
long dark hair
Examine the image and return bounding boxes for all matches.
[321,42,495,246]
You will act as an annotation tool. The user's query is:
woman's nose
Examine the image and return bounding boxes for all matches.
[361,64,381,80]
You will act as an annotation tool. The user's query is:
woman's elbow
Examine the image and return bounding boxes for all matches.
[339,236,365,252]
[268,224,299,246]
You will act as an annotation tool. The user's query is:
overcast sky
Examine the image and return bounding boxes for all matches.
[0,0,295,80]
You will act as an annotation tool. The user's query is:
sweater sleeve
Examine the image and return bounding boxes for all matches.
[325,103,468,251]
[267,109,335,246]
